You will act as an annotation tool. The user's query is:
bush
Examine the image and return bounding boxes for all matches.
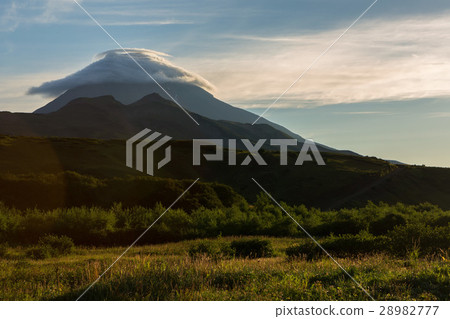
[286,241,321,261]
[286,233,389,260]
[27,235,74,260]
[369,213,406,235]
[0,201,449,248]
[0,243,8,258]
[312,219,365,236]
[431,215,450,227]
[322,232,389,255]
[230,238,274,258]
[39,234,74,255]
[387,224,450,256]
[53,207,116,244]
[26,246,51,260]
[188,240,234,260]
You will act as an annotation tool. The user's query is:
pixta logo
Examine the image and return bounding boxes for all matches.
[126,129,325,176]
[193,139,325,166]
[126,128,172,176]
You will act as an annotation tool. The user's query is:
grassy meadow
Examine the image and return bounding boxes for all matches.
[0,237,448,301]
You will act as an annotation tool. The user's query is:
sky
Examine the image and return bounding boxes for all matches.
[0,0,449,167]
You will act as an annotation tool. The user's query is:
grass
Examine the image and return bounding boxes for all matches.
[0,237,448,301]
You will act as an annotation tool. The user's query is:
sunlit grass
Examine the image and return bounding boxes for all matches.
[0,237,448,301]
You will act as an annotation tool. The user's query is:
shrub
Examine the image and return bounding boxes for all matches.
[312,219,365,236]
[27,235,74,260]
[387,224,450,256]
[431,215,450,227]
[53,207,116,244]
[286,241,322,261]
[190,238,275,260]
[230,238,274,258]
[1,201,449,248]
[286,233,389,260]
[26,246,51,260]
[188,240,234,260]
[39,234,74,255]
[322,232,389,255]
[369,213,406,235]
[0,243,8,258]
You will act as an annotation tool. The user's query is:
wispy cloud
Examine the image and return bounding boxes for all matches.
[178,14,450,109]
[333,111,394,115]
[0,0,83,32]
[428,112,450,118]
[221,35,315,43]
[102,20,195,26]
[0,1,19,32]
[0,0,198,31]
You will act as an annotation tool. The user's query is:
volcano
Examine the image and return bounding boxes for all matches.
[25,49,351,153]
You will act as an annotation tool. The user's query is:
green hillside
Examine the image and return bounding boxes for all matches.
[0,135,449,209]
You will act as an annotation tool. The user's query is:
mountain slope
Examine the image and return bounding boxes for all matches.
[32,82,343,153]
[0,135,449,210]
[0,94,294,142]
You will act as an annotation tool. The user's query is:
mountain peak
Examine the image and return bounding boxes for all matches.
[130,93,172,106]
[52,95,123,116]
[70,95,119,104]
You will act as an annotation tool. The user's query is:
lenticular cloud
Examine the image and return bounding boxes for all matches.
[28,48,214,97]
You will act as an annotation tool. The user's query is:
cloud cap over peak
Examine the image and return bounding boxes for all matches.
[28,48,215,97]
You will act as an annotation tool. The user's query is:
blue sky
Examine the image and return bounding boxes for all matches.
[0,0,449,167]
